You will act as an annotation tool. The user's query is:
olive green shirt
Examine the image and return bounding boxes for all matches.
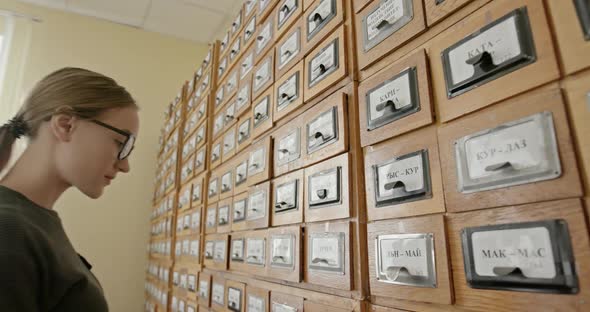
[0,185,108,312]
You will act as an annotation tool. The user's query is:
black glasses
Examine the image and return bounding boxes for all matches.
[90,119,136,160]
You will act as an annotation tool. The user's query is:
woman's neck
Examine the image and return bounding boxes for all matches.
[0,141,70,210]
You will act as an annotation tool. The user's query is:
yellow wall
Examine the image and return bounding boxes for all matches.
[0,1,207,311]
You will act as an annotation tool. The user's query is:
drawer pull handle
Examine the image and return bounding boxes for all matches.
[257,35,265,41]
[278,148,291,154]
[247,255,259,260]
[466,51,497,75]
[246,29,252,36]
[196,135,202,142]
[316,188,328,199]
[273,255,287,262]
[205,251,212,257]
[281,4,291,15]
[375,99,400,112]
[493,266,525,277]
[313,64,328,76]
[282,50,293,58]
[385,266,416,281]
[249,163,260,170]
[280,92,296,102]
[222,184,230,191]
[311,257,334,265]
[275,201,290,209]
[238,131,246,140]
[384,181,406,192]
[212,153,219,160]
[375,19,392,31]
[312,12,325,26]
[254,112,265,120]
[197,111,203,118]
[225,114,234,121]
[256,74,264,80]
[310,131,329,148]
[485,161,514,172]
[219,217,227,223]
[203,60,208,66]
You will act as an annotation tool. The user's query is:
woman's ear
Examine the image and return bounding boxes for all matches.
[50,114,78,142]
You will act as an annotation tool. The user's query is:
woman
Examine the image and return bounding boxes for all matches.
[0,67,139,311]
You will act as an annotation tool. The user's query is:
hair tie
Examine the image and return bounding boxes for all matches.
[6,116,29,139]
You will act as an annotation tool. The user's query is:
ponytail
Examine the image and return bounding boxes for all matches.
[0,124,17,174]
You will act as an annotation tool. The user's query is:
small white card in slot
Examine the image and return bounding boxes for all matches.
[246,237,266,265]
[214,240,227,262]
[247,190,267,220]
[213,283,225,305]
[271,234,295,268]
[307,107,338,154]
[276,129,301,166]
[248,147,266,176]
[309,40,338,87]
[274,180,298,213]
[277,73,300,110]
[307,0,336,39]
[232,238,245,261]
[253,96,270,127]
[362,0,414,52]
[233,198,247,222]
[218,205,230,225]
[279,29,301,69]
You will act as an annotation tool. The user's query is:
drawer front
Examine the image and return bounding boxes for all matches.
[355,0,426,70]
[267,225,302,282]
[303,0,345,55]
[563,72,590,197]
[273,116,305,177]
[364,126,445,221]
[438,87,582,212]
[180,154,196,185]
[424,0,473,26]
[213,111,226,140]
[230,231,248,273]
[232,191,250,232]
[237,76,254,119]
[271,169,304,226]
[367,214,452,304]
[246,286,270,312]
[235,153,251,195]
[358,49,433,147]
[217,198,233,234]
[304,25,348,102]
[252,89,275,140]
[429,0,560,122]
[241,47,256,82]
[258,0,280,25]
[225,69,240,106]
[245,0,259,22]
[245,229,269,277]
[255,17,276,65]
[274,0,303,41]
[211,277,227,312]
[222,125,238,163]
[304,221,352,290]
[220,31,231,59]
[194,145,207,175]
[547,0,590,75]
[274,61,305,123]
[219,166,235,200]
[205,203,218,234]
[246,181,272,230]
[270,292,303,312]
[303,91,348,166]
[237,116,254,153]
[447,199,590,311]
[275,18,304,79]
[304,152,350,222]
[198,273,212,307]
[178,183,192,211]
[195,120,207,150]
[253,51,276,100]
[230,36,243,69]
[211,137,223,170]
[218,54,230,82]
[224,100,238,130]
[208,172,220,204]
[226,280,246,312]
[231,9,245,43]
[243,15,258,51]
[191,173,206,206]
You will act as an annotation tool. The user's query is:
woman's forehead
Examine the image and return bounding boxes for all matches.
[96,106,140,135]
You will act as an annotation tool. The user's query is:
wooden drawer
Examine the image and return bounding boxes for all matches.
[304,301,350,312]
[220,31,231,60]
[271,169,304,226]
[547,0,590,75]
[447,199,590,311]
[194,145,207,175]
[181,131,198,163]
[198,273,212,308]
[211,137,223,170]
[355,0,426,71]
[218,53,230,83]
[245,0,259,23]
[230,231,248,273]
[216,198,233,234]
[237,115,254,154]
[429,0,560,122]
[206,202,218,234]
[563,71,590,196]
[353,0,371,13]
[208,171,220,204]
[180,154,196,186]
[253,51,276,100]
[241,46,256,83]
[246,181,272,230]
[364,125,445,221]
[222,125,238,163]
[199,67,213,97]
[274,0,303,41]
[211,276,227,312]
[274,60,304,123]
[267,225,302,283]
[220,165,235,200]
[191,173,206,207]
[248,136,273,186]
[202,44,215,72]
[304,25,348,102]
[303,0,345,55]
[204,234,229,270]
[367,214,451,305]
[302,91,348,166]
[270,292,303,312]
[243,15,258,52]
[195,120,207,150]
[275,18,303,78]
[304,153,350,222]
[358,49,433,147]
[438,86,583,213]
[188,207,202,236]
[425,0,473,26]
[213,111,226,140]
[304,221,352,290]
[226,69,240,106]
[178,182,193,211]
[255,17,276,65]
[237,76,254,119]
[232,191,250,232]
[252,88,275,140]
[226,280,246,312]
[245,229,270,277]
[224,100,238,131]
[246,285,270,312]
[234,153,251,195]
[273,115,305,177]
[230,9,245,46]
[258,0,280,25]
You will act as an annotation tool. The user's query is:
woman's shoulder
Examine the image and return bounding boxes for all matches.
[0,203,48,254]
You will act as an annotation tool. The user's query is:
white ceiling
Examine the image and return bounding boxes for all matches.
[18,0,243,43]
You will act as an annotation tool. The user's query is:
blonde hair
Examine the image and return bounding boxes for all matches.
[0,67,137,172]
